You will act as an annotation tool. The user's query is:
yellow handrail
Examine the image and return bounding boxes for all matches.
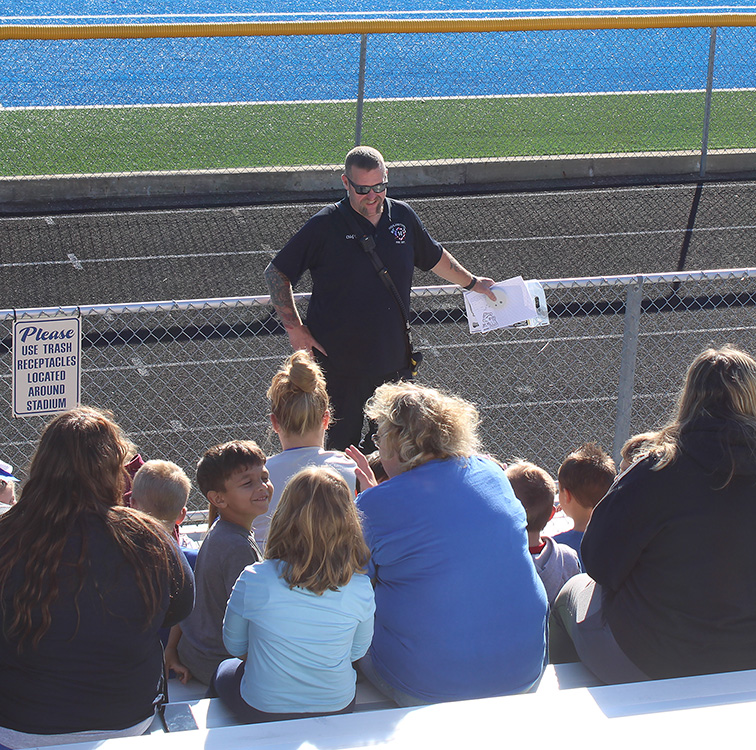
[1,13,755,40]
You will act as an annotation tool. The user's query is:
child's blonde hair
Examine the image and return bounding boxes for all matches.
[267,352,329,436]
[132,459,191,523]
[265,466,369,595]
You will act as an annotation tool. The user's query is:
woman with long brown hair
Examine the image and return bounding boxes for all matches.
[551,345,756,683]
[0,407,193,747]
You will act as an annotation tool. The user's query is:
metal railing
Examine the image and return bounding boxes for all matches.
[2,15,755,177]
[2,267,755,509]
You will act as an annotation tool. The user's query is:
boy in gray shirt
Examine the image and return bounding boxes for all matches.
[506,460,581,606]
[166,440,273,686]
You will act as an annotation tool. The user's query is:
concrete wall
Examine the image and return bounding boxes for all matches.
[2,151,755,214]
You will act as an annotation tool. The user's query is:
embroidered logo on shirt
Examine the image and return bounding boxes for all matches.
[389,223,407,243]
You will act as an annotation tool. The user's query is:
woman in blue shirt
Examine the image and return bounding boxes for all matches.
[348,382,548,707]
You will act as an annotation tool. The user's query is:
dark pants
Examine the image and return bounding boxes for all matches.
[549,574,650,685]
[212,658,355,725]
[319,360,412,452]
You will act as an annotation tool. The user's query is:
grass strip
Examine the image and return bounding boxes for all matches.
[2,90,754,176]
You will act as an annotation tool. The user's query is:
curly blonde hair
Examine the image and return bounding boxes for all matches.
[365,382,480,471]
[267,351,329,436]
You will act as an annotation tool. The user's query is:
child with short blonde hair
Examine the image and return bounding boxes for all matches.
[131,460,191,531]
[131,458,198,563]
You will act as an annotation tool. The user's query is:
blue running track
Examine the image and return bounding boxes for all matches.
[2,2,755,107]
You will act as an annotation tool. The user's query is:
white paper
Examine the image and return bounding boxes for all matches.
[464,276,538,333]
[521,280,550,329]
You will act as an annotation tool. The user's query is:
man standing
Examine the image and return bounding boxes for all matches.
[265,146,495,451]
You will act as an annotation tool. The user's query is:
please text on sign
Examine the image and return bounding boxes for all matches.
[12,317,82,418]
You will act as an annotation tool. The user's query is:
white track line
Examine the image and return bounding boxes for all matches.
[3,6,754,20]
[9,88,755,112]
[1,221,753,270]
[91,353,282,373]
[0,249,273,269]
[414,181,756,203]
[445,223,756,245]
[2,180,752,224]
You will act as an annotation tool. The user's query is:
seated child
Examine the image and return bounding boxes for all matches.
[619,431,657,473]
[553,443,616,565]
[256,352,357,549]
[0,460,18,513]
[131,459,198,569]
[214,466,375,724]
[166,440,272,685]
[506,460,580,605]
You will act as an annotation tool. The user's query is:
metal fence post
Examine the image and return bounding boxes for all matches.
[612,276,644,467]
[700,27,717,178]
[354,33,368,146]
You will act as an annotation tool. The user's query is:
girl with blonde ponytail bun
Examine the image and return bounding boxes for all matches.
[253,352,357,549]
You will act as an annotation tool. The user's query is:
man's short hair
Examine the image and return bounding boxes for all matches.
[344,146,385,174]
[196,440,266,498]
[132,459,191,523]
[558,443,616,509]
[506,460,557,532]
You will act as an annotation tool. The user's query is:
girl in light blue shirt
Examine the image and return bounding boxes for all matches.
[215,466,375,723]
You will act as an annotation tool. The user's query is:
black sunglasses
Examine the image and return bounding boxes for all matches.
[346,175,388,195]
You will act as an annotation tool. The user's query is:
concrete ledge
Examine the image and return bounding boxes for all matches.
[2,151,756,214]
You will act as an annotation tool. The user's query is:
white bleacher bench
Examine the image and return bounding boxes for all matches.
[49,667,756,749]
[150,662,600,734]
[152,674,398,733]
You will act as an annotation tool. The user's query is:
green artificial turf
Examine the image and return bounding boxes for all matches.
[2,89,754,176]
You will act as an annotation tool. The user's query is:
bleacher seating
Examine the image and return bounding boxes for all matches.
[41,665,756,749]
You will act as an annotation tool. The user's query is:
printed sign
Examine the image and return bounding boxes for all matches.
[12,317,81,418]
[464,277,549,334]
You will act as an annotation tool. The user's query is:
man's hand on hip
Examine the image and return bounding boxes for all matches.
[286,323,327,358]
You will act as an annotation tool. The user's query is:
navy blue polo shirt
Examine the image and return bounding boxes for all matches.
[272,197,443,375]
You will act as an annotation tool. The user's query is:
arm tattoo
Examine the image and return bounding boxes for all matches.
[264,263,301,329]
[447,255,465,275]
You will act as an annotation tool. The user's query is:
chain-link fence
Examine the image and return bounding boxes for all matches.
[2,267,755,510]
[1,16,755,177]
